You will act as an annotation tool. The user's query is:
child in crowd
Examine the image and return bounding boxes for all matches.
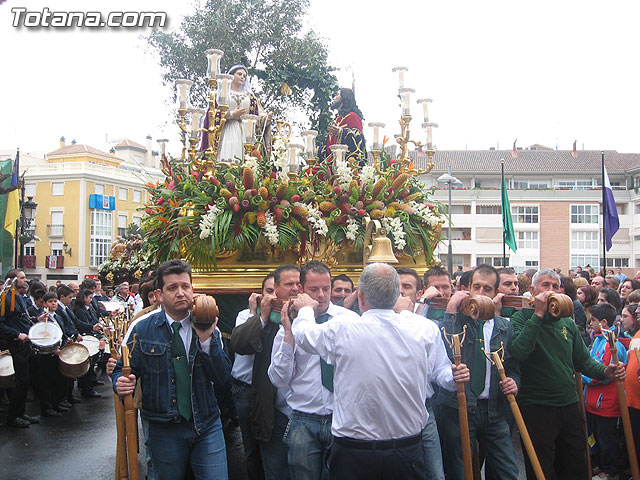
[584,303,629,480]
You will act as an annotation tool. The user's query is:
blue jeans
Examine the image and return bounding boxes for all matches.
[232,382,265,480]
[421,403,444,480]
[440,402,518,480]
[141,419,157,480]
[147,417,228,480]
[260,409,291,480]
[285,410,333,480]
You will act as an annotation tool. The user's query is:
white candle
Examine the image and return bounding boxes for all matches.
[331,144,348,163]
[399,88,414,117]
[417,98,432,123]
[392,66,408,89]
[424,122,438,148]
[301,130,318,157]
[175,79,193,110]
[368,122,385,150]
[188,109,205,140]
[216,74,233,106]
[288,144,299,169]
[242,114,258,144]
[204,49,223,80]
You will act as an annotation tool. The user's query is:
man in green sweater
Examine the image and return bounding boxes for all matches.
[511,269,626,480]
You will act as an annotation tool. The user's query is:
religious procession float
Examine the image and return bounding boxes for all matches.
[98,51,445,331]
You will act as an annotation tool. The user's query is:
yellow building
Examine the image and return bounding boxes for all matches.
[18,137,164,283]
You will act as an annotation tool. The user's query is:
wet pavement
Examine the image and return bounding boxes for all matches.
[0,369,527,480]
[0,371,248,480]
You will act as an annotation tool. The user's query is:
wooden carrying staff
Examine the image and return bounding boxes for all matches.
[120,342,140,480]
[111,340,128,480]
[441,326,474,480]
[484,343,546,480]
[605,331,640,480]
[574,371,593,477]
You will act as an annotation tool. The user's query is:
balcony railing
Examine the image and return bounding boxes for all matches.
[45,255,64,269]
[22,255,36,269]
[47,224,64,236]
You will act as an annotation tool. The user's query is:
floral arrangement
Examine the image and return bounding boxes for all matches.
[98,234,155,285]
[141,137,443,270]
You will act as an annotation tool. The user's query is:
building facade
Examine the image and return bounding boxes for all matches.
[4,137,164,283]
[417,147,640,274]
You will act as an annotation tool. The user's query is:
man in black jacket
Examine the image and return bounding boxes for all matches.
[231,264,301,480]
[0,269,45,427]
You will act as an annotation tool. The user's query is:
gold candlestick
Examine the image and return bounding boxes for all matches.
[177,108,188,160]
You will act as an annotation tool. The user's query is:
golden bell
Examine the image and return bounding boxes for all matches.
[366,234,398,264]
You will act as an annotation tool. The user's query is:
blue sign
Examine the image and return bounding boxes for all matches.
[89,194,115,210]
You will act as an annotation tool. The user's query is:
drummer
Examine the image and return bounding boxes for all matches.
[56,285,86,405]
[0,269,45,428]
[35,292,72,417]
[439,265,520,479]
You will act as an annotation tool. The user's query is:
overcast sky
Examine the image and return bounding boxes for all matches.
[1,0,639,159]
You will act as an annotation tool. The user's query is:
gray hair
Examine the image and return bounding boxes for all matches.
[605,275,620,287]
[532,269,560,288]
[359,263,400,309]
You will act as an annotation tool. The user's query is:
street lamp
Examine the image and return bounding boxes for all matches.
[17,195,38,268]
[437,167,462,274]
[23,197,37,222]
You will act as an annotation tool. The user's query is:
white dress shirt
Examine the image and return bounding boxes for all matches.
[230,309,255,384]
[404,312,457,400]
[269,303,357,416]
[292,306,453,440]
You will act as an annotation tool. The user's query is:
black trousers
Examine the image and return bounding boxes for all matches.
[77,352,99,393]
[7,341,31,420]
[588,412,621,475]
[35,353,63,412]
[328,436,425,480]
[520,403,588,480]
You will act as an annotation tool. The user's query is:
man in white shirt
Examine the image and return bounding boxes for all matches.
[440,264,520,480]
[232,274,274,480]
[231,264,301,480]
[269,261,358,480]
[395,267,449,480]
[286,263,469,480]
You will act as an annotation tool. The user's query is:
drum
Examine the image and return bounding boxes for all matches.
[98,300,124,313]
[0,351,14,389]
[58,343,90,379]
[80,335,100,356]
[80,335,109,356]
[28,321,63,354]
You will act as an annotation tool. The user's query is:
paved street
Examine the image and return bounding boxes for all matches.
[1,370,527,480]
[0,372,248,480]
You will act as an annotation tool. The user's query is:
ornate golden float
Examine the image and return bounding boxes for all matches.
[103,54,445,307]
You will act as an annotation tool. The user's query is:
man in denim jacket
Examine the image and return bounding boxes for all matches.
[438,264,520,480]
[113,259,231,480]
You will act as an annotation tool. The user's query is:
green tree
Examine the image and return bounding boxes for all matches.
[147,0,338,140]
